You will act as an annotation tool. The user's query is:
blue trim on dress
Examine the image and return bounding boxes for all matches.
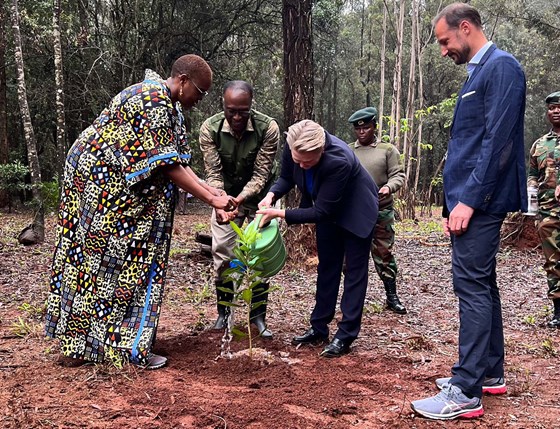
[131,261,156,361]
[125,153,189,180]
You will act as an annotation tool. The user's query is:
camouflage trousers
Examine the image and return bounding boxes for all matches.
[536,214,560,299]
[371,207,397,283]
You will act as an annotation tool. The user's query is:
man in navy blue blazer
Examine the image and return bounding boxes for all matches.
[257,119,378,357]
[411,3,527,421]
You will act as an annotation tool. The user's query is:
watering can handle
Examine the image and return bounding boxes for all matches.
[253,213,270,230]
[254,213,264,230]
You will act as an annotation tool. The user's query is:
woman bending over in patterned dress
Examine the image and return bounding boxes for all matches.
[45,54,236,370]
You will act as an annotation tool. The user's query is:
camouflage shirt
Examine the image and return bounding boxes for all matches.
[528,130,560,214]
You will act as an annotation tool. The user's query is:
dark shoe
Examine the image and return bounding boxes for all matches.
[386,294,407,314]
[383,279,407,314]
[132,353,167,370]
[549,299,560,328]
[213,313,227,330]
[249,283,272,339]
[252,315,273,339]
[213,280,234,330]
[57,355,89,367]
[320,338,351,358]
[292,327,328,345]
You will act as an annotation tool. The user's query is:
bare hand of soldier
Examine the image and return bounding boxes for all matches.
[378,185,391,199]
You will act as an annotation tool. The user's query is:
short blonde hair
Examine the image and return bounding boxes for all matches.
[286,120,325,152]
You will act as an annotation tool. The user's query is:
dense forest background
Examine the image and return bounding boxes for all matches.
[1,0,560,219]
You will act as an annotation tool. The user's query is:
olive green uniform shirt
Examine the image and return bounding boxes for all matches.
[349,140,405,209]
[199,110,280,208]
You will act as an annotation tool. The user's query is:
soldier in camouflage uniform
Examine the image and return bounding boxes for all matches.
[528,91,560,328]
[199,80,280,338]
[348,107,407,314]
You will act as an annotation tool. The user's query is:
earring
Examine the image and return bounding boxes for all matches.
[179,85,183,97]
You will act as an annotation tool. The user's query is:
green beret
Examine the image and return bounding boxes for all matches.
[545,91,560,104]
[348,107,377,126]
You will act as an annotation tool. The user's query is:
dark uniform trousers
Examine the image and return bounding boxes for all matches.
[311,222,374,342]
[449,211,506,398]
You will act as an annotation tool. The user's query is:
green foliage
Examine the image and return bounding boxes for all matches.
[364,301,384,315]
[0,161,32,210]
[10,316,34,338]
[169,247,191,258]
[18,302,45,319]
[193,223,208,233]
[40,179,60,213]
[5,0,560,213]
[541,338,557,357]
[221,219,277,356]
[184,282,213,304]
[395,218,444,235]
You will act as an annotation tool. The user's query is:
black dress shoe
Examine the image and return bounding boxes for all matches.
[320,338,351,358]
[547,317,560,328]
[292,327,328,345]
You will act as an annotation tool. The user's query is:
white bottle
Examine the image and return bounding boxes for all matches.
[525,186,538,216]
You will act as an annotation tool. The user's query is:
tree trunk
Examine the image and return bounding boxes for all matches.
[378,2,387,140]
[53,0,67,189]
[403,0,417,189]
[401,0,418,220]
[413,0,425,205]
[282,0,315,260]
[282,0,313,128]
[389,0,405,150]
[11,0,44,243]
[0,0,7,166]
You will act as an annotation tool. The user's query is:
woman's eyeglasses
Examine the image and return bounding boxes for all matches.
[188,77,208,97]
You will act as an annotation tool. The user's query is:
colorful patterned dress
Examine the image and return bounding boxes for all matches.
[45,70,190,366]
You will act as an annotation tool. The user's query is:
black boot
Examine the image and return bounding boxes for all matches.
[250,283,273,339]
[384,280,407,314]
[213,280,233,330]
[547,298,560,328]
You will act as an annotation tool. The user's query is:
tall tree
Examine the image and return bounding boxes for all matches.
[378,2,388,140]
[389,0,405,149]
[53,0,67,187]
[0,0,8,166]
[282,0,314,127]
[282,0,315,258]
[11,0,44,243]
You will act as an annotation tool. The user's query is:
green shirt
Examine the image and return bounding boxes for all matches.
[199,109,280,209]
[349,140,405,209]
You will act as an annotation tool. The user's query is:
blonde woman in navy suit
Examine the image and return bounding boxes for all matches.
[257,120,378,358]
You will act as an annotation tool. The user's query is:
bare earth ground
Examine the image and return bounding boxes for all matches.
[1,202,559,429]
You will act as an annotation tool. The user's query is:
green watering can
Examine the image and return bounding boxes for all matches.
[245,214,287,278]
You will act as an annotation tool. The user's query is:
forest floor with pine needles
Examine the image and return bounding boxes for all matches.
[1,202,559,428]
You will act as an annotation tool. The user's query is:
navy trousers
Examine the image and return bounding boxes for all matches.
[449,211,506,398]
[310,222,373,342]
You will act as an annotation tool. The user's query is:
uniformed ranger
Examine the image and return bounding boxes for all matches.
[348,107,407,314]
[527,91,560,328]
[199,80,280,337]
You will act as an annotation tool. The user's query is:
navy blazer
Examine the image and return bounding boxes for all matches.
[444,44,527,214]
[270,132,378,239]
